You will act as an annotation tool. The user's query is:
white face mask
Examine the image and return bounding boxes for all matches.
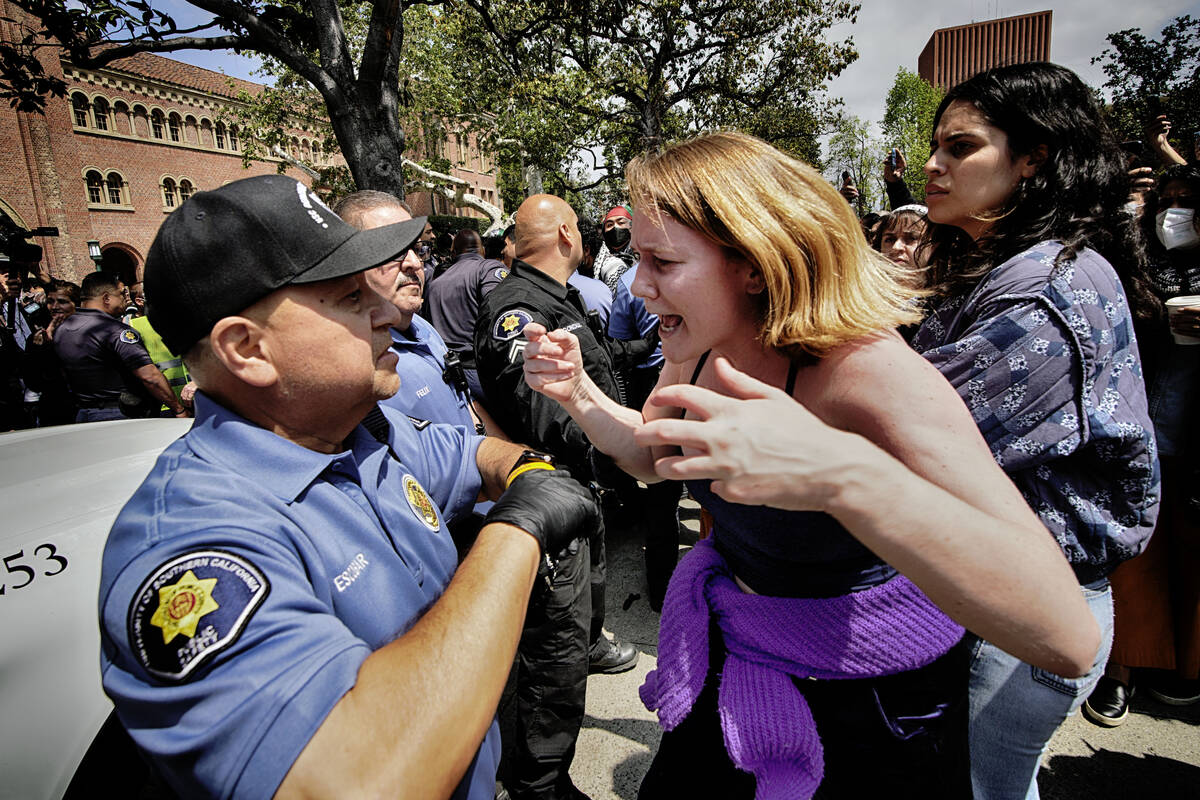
[1157,207,1200,250]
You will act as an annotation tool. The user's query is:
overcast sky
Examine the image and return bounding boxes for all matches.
[826,0,1200,135]
[162,0,1200,140]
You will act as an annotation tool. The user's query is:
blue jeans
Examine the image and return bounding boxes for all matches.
[967,580,1114,799]
[75,406,126,423]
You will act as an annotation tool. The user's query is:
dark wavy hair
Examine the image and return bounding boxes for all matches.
[924,62,1157,322]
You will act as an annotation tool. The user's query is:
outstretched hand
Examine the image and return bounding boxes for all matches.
[634,356,876,511]
[522,322,587,406]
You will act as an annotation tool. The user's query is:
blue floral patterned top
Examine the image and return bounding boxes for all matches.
[910,241,1160,582]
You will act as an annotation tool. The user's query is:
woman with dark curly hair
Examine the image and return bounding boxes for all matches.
[911,62,1160,798]
[1084,164,1200,724]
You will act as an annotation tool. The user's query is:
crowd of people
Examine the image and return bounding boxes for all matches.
[0,60,1196,800]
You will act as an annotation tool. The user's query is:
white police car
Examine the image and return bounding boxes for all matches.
[0,418,190,799]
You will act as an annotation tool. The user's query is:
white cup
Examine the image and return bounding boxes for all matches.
[1165,295,1200,345]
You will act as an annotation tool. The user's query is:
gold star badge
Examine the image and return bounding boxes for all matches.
[501,314,521,333]
[150,570,220,644]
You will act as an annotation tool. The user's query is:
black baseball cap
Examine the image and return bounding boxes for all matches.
[144,175,426,354]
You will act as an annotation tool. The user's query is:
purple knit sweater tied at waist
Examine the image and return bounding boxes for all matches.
[640,538,964,800]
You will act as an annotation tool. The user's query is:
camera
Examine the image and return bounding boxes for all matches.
[1,225,58,263]
[886,148,898,169]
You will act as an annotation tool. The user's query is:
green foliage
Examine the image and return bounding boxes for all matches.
[824,112,882,213]
[427,214,489,236]
[8,0,858,202]
[880,68,943,202]
[426,0,859,197]
[1092,15,1200,155]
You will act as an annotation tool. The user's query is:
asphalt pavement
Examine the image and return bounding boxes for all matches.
[568,497,1200,799]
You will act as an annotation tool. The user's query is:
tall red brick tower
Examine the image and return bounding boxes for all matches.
[918,10,1053,91]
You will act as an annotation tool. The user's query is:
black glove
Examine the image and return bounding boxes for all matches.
[484,468,600,555]
[609,323,660,370]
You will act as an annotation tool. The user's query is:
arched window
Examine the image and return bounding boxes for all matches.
[72,93,90,127]
[162,177,178,208]
[179,179,194,203]
[92,97,109,131]
[151,110,165,139]
[105,172,125,205]
[228,126,239,150]
[85,170,104,204]
[215,122,226,149]
[168,113,181,142]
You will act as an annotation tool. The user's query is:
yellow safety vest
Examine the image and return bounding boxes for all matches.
[129,315,189,408]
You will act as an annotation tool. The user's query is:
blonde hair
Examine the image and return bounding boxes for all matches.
[625,131,924,357]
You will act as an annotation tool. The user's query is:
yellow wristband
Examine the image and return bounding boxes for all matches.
[506,461,555,488]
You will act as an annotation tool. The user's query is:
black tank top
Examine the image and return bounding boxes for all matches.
[685,351,896,598]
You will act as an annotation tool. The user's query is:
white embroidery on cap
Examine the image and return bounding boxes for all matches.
[295,181,329,229]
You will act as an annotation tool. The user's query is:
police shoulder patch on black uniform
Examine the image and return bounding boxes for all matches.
[494,268,509,280]
[127,549,269,682]
[492,308,533,341]
[120,328,141,344]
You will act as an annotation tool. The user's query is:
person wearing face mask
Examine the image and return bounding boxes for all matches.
[594,206,637,293]
[1084,164,1200,725]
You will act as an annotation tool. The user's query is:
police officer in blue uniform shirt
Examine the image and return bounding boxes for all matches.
[333,190,503,558]
[53,272,185,421]
[330,191,481,430]
[98,176,599,800]
[424,227,510,405]
[340,192,597,800]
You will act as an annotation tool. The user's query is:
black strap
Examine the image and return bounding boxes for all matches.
[689,350,711,385]
[785,358,802,396]
[690,348,801,396]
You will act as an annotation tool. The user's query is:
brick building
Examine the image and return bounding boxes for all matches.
[918,10,1053,90]
[0,1,501,285]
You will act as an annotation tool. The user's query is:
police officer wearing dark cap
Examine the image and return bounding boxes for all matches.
[474,193,638,800]
[97,175,600,800]
[53,271,185,422]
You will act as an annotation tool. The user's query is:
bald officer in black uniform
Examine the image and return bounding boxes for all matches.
[54,272,185,422]
[475,194,639,800]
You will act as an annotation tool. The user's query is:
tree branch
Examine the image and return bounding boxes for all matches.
[71,34,249,67]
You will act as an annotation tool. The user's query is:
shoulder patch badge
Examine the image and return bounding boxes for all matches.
[120,329,141,344]
[127,550,269,682]
[508,339,528,364]
[407,415,431,431]
[492,308,533,341]
[494,268,510,280]
[402,474,441,531]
